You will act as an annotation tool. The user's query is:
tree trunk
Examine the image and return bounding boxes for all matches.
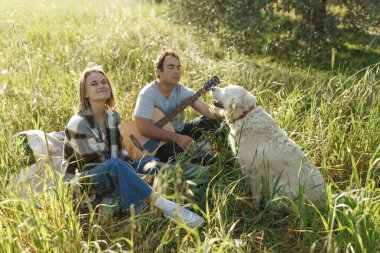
[296,0,328,44]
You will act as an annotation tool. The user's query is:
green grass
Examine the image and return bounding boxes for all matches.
[1,0,379,252]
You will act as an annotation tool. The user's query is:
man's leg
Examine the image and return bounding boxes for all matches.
[181,116,221,165]
[155,117,223,164]
[155,141,183,163]
[181,116,221,140]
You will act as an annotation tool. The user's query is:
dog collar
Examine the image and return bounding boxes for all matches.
[230,104,256,123]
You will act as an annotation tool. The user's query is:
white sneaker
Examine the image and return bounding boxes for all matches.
[164,207,205,228]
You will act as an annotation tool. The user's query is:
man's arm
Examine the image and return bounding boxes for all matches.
[191,99,216,119]
[135,116,193,150]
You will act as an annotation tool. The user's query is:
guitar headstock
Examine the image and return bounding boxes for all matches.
[203,76,220,91]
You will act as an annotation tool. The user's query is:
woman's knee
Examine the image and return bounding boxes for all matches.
[141,157,160,164]
[136,157,161,174]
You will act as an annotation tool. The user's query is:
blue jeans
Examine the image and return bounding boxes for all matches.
[82,157,159,213]
[129,157,161,175]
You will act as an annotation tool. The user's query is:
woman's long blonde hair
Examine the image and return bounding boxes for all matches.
[77,65,116,111]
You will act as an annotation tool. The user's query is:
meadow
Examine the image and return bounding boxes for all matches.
[0,0,379,252]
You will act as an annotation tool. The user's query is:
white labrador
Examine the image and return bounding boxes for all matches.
[212,85,326,210]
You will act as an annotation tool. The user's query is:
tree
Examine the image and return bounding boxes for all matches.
[168,0,379,53]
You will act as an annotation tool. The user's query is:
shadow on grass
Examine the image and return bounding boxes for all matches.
[257,27,380,72]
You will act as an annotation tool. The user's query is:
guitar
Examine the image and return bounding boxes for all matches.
[121,76,220,159]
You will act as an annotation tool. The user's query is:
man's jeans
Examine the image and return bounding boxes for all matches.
[155,116,221,164]
[82,157,159,212]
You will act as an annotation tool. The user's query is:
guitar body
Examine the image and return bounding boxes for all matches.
[121,76,220,159]
[121,108,175,159]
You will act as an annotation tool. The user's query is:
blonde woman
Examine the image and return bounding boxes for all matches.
[61,65,204,228]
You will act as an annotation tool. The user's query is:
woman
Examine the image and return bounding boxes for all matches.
[61,65,204,228]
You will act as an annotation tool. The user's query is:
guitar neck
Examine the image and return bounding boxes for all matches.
[155,89,205,128]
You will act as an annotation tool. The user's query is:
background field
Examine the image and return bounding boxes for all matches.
[0,0,379,252]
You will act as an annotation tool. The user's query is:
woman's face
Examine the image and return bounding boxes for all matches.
[85,72,111,104]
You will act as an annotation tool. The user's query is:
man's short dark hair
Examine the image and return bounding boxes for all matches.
[155,51,180,77]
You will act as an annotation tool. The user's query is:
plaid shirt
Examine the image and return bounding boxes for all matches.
[62,108,128,174]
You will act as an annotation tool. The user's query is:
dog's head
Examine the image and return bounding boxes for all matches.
[211,84,257,122]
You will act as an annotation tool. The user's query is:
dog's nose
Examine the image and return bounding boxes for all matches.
[211,87,215,91]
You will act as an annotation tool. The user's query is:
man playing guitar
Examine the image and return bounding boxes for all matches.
[133,51,220,164]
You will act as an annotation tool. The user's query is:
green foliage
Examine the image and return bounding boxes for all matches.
[339,0,380,33]
[167,0,279,53]
[0,0,379,251]
[166,0,379,68]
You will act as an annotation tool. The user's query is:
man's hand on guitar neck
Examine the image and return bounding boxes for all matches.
[173,133,194,150]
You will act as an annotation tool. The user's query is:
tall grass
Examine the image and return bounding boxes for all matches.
[0,0,379,252]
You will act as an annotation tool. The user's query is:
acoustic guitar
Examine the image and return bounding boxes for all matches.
[121,76,220,159]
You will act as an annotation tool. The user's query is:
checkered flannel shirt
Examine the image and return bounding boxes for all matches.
[62,108,129,174]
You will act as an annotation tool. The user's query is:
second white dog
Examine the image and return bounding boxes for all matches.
[212,85,326,210]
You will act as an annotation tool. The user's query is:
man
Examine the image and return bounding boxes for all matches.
[133,51,220,164]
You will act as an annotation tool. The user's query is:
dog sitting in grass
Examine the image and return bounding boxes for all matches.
[211,85,326,212]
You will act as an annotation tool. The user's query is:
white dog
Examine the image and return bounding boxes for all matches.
[211,85,326,211]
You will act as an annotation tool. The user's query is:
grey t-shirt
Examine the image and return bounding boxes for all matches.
[133,81,195,132]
